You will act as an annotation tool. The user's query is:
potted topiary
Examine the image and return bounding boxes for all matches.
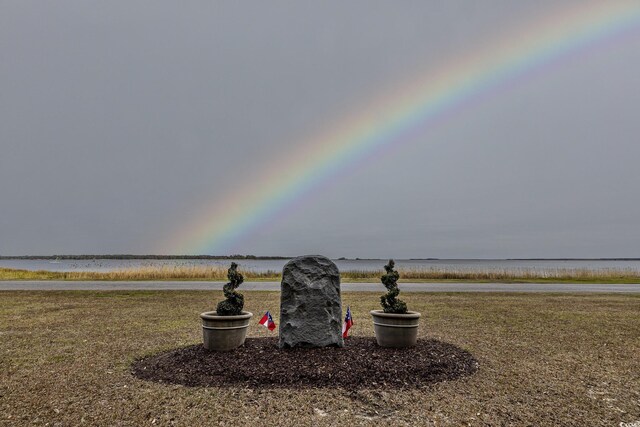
[200,262,253,351]
[370,260,421,348]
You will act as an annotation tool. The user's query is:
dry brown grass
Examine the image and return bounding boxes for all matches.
[1,291,639,426]
[346,266,640,282]
[0,266,278,281]
[2,265,640,283]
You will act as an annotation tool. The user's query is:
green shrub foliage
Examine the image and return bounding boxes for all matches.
[380,259,408,314]
[216,262,245,315]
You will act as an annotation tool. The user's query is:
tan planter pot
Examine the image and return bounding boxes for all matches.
[370,310,421,348]
[200,311,253,351]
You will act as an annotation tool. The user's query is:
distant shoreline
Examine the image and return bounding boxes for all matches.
[1,255,639,261]
[0,255,291,260]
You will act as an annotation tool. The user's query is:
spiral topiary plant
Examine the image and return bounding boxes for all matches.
[380,259,408,314]
[216,262,245,316]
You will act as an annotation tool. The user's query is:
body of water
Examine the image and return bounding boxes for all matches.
[2,258,640,273]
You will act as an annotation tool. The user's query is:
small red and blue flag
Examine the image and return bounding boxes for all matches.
[342,306,353,338]
[258,311,276,331]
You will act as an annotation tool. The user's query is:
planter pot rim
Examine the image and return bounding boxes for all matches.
[200,311,253,321]
[370,309,421,319]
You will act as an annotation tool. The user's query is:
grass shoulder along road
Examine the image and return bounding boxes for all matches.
[1,291,639,426]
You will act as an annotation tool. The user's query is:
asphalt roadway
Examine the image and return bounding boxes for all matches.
[1,281,639,293]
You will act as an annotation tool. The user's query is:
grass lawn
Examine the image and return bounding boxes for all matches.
[1,291,639,426]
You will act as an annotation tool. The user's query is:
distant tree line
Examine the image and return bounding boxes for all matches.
[1,255,636,261]
[0,255,292,260]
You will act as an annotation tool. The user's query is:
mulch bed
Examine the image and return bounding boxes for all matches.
[131,337,478,389]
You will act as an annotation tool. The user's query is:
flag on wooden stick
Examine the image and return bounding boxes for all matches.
[342,306,353,338]
[259,311,276,331]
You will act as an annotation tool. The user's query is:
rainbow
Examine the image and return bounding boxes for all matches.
[164,2,640,255]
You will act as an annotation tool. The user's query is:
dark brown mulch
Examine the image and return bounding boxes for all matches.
[131,337,478,389]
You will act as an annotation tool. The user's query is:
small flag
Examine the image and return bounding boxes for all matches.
[342,306,353,338]
[259,311,276,331]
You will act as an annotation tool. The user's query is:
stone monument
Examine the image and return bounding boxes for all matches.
[279,255,344,348]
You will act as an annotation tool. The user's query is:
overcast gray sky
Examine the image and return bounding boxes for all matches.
[1,1,640,258]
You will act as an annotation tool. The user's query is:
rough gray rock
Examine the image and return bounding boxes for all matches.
[279,255,344,348]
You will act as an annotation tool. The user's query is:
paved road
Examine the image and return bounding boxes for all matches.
[1,281,639,293]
